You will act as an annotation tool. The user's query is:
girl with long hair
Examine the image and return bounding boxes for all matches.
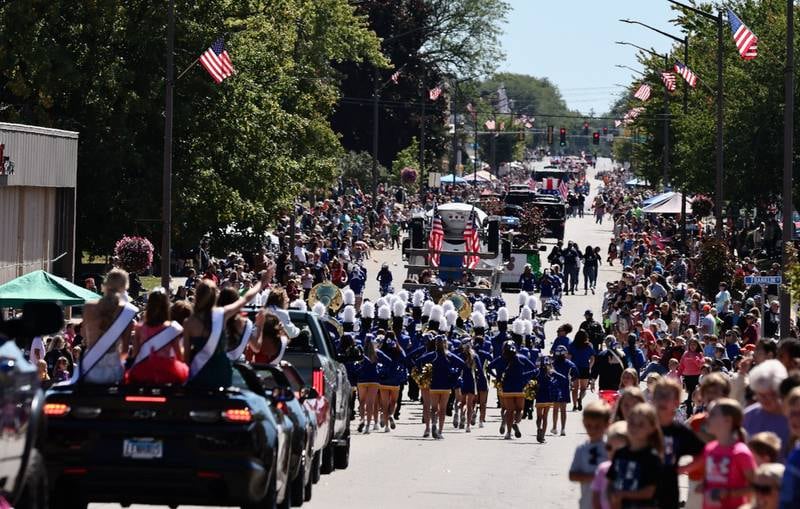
[126,289,188,385]
[607,403,663,509]
[355,337,388,434]
[619,368,640,390]
[183,280,260,389]
[248,312,288,365]
[217,287,257,362]
[80,269,137,384]
[678,338,705,414]
[568,329,595,411]
[457,341,479,433]
[582,245,599,295]
[378,332,407,432]
[472,336,492,428]
[417,336,465,440]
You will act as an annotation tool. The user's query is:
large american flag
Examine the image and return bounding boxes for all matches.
[727,9,758,60]
[634,84,651,101]
[674,60,698,88]
[199,38,235,84]
[661,72,677,92]
[429,86,442,100]
[463,208,480,269]
[541,177,560,190]
[428,203,444,267]
[558,179,569,201]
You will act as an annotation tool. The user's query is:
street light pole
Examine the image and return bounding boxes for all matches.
[372,67,380,201]
[781,0,794,337]
[160,0,175,291]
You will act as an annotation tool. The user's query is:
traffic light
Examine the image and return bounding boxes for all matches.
[592,132,600,145]
[583,121,589,135]
[559,127,566,146]
[603,127,608,135]
[547,126,554,144]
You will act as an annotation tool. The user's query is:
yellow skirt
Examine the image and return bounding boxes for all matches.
[429,389,451,395]
[502,392,525,399]
[358,382,380,390]
[536,402,553,409]
[379,385,400,393]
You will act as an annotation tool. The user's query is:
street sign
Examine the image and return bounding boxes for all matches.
[744,275,782,286]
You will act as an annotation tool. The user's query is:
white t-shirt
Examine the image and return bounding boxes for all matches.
[293,246,307,263]
[29,336,45,363]
[570,440,608,509]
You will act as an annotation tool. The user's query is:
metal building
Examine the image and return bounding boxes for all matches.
[0,123,78,285]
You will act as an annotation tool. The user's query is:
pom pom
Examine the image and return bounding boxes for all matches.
[429,305,443,323]
[470,311,487,329]
[378,305,391,320]
[473,301,487,315]
[312,302,327,316]
[520,306,532,321]
[442,300,455,313]
[438,320,450,332]
[445,309,459,327]
[397,290,409,303]
[342,288,355,305]
[526,295,541,313]
[497,307,509,322]
[512,320,525,335]
[376,297,387,310]
[393,300,406,317]
[523,320,533,336]
[412,290,425,307]
[422,300,434,316]
[517,291,529,306]
[342,305,356,323]
[290,299,307,311]
[361,301,375,319]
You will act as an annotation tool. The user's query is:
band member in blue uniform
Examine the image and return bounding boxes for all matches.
[488,341,537,440]
[491,307,510,358]
[356,336,390,434]
[416,336,465,440]
[552,345,578,436]
[535,355,568,443]
[359,301,374,340]
[378,331,407,432]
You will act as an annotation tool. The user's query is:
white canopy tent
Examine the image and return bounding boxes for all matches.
[641,192,692,214]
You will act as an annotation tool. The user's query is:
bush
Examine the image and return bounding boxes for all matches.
[114,235,154,275]
[694,238,734,294]
[691,194,714,218]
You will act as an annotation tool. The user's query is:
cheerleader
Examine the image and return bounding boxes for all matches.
[356,336,390,434]
[535,355,568,443]
[417,336,465,439]
[408,334,435,434]
[472,337,492,428]
[378,332,407,432]
[488,341,537,440]
[457,341,479,433]
[551,345,578,436]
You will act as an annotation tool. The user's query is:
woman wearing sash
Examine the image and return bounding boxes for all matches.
[183,280,261,389]
[248,312,289,366]
[218,287,257,362]
[126,289,188,385]
[80,269,137,384]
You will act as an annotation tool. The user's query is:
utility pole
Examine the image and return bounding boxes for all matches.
[371,68,380,201]
[781,0,794,338]
[160,0,175,291]
[450,83,459,179]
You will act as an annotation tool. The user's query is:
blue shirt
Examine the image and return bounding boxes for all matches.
[567,342,595,369]
[551,335,570,353]
[780,446,800,509]
[725,342,740,361]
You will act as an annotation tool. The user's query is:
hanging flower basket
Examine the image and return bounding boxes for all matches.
[400,167,418,185]
[691,194,714,218]
[114,235,154,274]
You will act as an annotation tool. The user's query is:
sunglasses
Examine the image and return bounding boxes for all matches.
[751,483,776,495]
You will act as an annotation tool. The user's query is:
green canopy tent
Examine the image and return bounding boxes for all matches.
[0,270,100,307]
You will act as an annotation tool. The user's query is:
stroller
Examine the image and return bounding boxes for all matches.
[538,296,563,320]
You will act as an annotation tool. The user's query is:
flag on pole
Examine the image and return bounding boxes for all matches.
[463,207,480,269]
[199,38,235,84]
[558,178,569,201]
[541,177,560,190]
[390,71,400,84]
[727,8,758,60]
[429,86,442,100]
[634,84,651,101]
[614,120,622,128]
[528,178,537,190]
[485,119,496,130]
[661,72,677,92]
[674,60,698,88]
[428,203,444,267]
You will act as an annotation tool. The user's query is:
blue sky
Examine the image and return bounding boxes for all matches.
[500,0,683,114]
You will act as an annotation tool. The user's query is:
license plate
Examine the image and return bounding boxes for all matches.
[123,438,163,459]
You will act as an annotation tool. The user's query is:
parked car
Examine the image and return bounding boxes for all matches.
[0,301,64,509]
[283,310,352,473]
[250,363,318,506]
[41,361,293,509]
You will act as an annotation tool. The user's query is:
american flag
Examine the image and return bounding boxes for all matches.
[674,60,698,88]
[199,38,235,84]
[727,9,758,60]
[558,179,569,201]
[634,84,651,101]
[463,208,480,269]
[485,119,496,130]
[390,71,400,84]
[429,86,442,100]
[661,72,677,92]
[541,177,560,190]
[428,203,444,267]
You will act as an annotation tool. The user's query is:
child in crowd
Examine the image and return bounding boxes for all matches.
[779,387,800,509]
[53,356,71,383]
[667,358,680,381]
[592,420,628,509]
[37,359,49,383]
[698,398,756,509]
[613,387,646,422]
[652,378,705,509]
[747,432,781,465]
[607,403,663,508]
[570,401,612,509]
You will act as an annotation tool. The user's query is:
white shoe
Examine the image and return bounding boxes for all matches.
[373,422,379,431]
[550,428,557,435]
[479,421,485,428]
[465,426,471,433]
[504,432,512,440]
[384,425,390,433]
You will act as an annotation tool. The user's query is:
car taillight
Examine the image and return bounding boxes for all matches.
[276,402,289,415]
[125,396,167,404]
[312,369,325,397]
[43,403,70,417]
[222,408,252,423]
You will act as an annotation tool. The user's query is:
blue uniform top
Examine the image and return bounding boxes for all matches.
[551,335,570,353]
[552,357,577,397]
[536,370,567,403]
[567,342,595,369]
[417,351,466,391]
[357,350,392,384]
[487,355,537,393]
[379,348,408,386]
[490,331,508,359]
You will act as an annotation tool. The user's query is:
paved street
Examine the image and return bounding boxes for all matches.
[92,158,618,509]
